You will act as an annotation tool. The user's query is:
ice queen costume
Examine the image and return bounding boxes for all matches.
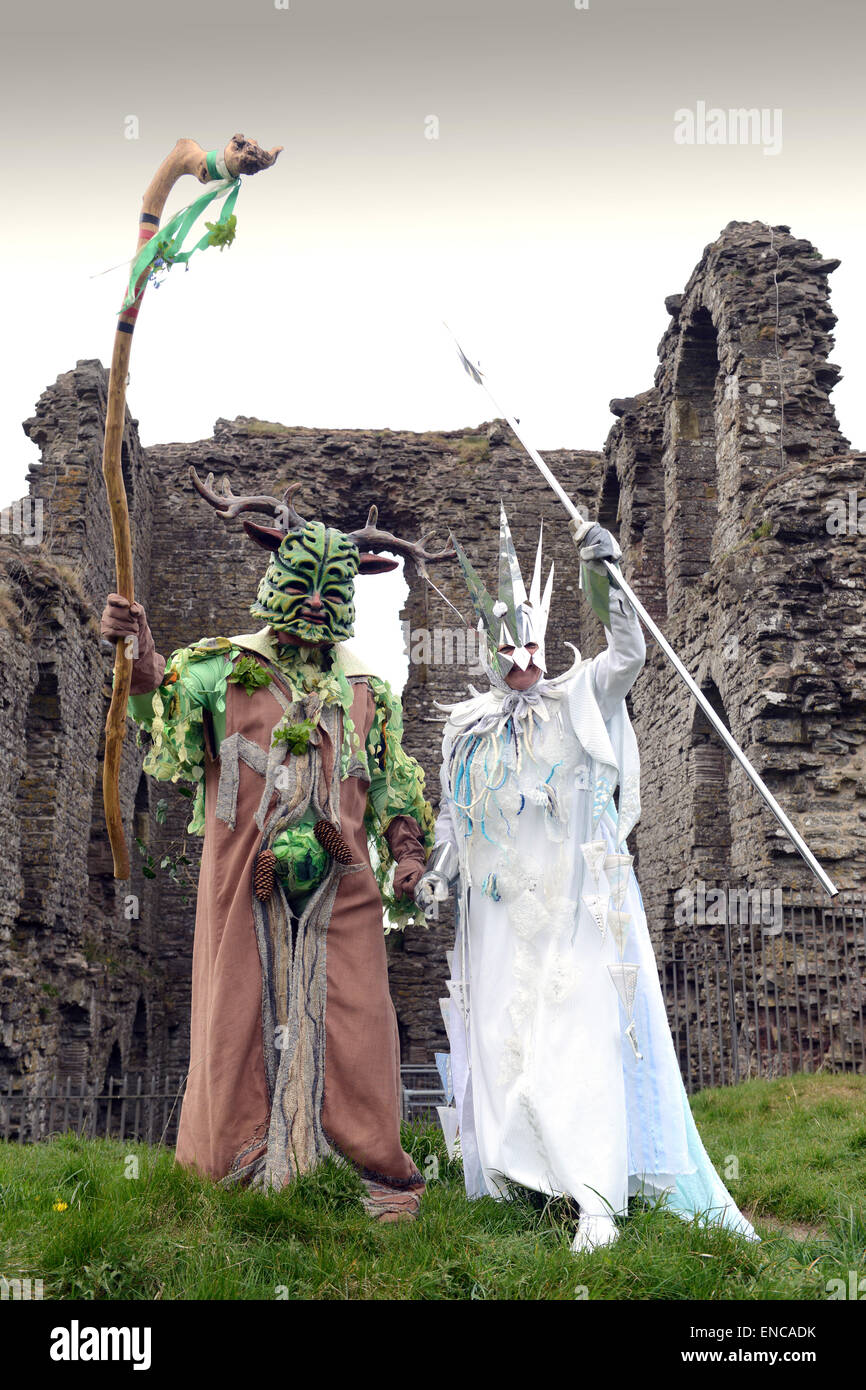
[422,509,757,1250]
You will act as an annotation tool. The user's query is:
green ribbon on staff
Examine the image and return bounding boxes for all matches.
[120,172,241,312]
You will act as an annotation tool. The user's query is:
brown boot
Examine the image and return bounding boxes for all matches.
[360,1177,424,1222]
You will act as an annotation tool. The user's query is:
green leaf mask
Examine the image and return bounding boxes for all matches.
[250,522,359,644]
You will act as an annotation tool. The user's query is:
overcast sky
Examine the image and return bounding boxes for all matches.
[2,0,864,685]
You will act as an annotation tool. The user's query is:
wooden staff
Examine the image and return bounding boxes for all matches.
[102,134,281,878]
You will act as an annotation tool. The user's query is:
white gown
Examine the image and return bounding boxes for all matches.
[435,591,757,1240]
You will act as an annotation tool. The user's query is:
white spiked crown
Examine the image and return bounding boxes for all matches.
[452,504,555,679]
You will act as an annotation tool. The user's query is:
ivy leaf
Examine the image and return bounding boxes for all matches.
[155,799,168,825]
[272,718,317,754]
[228,656,272,697]
[205,214,237,250]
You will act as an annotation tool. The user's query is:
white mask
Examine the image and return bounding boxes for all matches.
[454,504,554,683]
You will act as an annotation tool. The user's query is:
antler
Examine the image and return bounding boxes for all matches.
[346,504,455,565]
[188,467,307,527]
[189,469,452,563]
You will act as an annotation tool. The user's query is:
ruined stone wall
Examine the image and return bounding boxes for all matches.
[1,219,863,1089]
[0,363,173,1097]
[600,222,863,943]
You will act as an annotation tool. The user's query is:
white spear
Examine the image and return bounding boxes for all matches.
[445,325,838,899]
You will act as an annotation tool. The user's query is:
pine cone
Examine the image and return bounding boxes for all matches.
[314,819,355,865]
[253,848,277,901]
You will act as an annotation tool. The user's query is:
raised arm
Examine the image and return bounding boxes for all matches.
[569,522,646,721]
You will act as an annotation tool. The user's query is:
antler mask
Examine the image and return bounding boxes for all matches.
[190,466,455,644]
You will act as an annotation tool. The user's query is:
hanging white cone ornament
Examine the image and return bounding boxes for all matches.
[439,997,451,1038]
[607,907,632,956]
[608,962,640,1017]
[581,839,608,885]
[604,853,633,907]
[436,1105,461,1160]
[582,893,610,938]
[435,1051,454,1103]
[447,978,467,1013]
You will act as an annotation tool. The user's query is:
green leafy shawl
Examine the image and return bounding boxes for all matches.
[128,635,434,925]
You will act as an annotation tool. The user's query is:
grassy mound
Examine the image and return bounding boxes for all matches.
[1,1072,863,1300]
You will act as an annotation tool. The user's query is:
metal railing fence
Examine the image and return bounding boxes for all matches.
[2,891,862,1138]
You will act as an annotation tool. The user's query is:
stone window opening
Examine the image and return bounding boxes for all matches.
[128,997,148,1074]
[57,1001,91,1084]
[598,465,621,533]
[16,663,61,928]
[97,1041,124,1135]
[668,307,722,587]
[103,1039,123,1087]
[630,448,668,622]
[689,678,733,899]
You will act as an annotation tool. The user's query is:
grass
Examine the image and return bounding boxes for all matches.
[0,579,24,636]
[242,419,293,436]
[456,434,490,467]
[1,1073,864,1301]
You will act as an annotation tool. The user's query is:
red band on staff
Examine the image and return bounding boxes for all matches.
[119,221,160,325]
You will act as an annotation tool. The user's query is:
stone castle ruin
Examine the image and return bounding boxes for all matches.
[1,220,864,1118]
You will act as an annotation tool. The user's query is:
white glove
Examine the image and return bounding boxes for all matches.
[413,841,459,918]
[414,870,451,914]
[569,520,622,569]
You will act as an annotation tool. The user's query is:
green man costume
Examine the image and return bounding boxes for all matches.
[120,472,450,1211]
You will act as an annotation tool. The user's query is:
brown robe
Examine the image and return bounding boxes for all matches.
[174,669,424,1188]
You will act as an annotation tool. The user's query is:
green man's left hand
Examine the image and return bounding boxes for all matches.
[393,859,427,899]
